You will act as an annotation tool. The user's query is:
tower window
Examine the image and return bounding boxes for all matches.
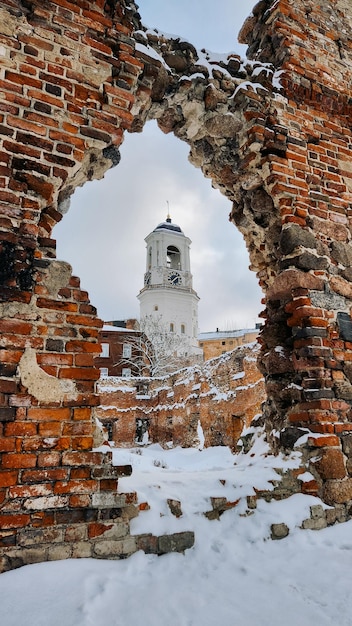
[167,245,181,269]
[181,324,185,334]
[154,305,158,311]
[170,323,175,332]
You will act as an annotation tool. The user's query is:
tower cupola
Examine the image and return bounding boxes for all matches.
[137,214,201,356]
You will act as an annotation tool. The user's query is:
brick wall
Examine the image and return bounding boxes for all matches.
[97,343,265,449]
[1,0,352,571]
[131,0,352,510]
[0,0,156,573]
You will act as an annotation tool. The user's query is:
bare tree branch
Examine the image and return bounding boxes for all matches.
[117,314,189,377]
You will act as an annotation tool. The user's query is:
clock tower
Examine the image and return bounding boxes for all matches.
[138,215,201,355]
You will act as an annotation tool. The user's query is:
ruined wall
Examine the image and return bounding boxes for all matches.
[131,0,352,509]
[1,0,352,571]
[97,343,265,449]
[0,0,195,573]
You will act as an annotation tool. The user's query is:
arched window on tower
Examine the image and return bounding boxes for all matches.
[181,324,186,334]
[148,246,152,270]
[166,245,181,269]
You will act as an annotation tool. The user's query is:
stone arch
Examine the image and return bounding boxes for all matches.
[1,0,352,570]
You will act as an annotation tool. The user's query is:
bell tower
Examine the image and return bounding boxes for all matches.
[138,215,201,355]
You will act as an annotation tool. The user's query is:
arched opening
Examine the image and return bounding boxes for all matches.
[166,245,181,270]
[54,121,262,333]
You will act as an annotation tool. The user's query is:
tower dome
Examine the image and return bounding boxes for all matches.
[153,216,184,234]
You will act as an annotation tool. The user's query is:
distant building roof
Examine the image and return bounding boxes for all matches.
[198,328,258,341]
[102,324,138,333]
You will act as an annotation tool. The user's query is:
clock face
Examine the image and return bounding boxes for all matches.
[168,271,182,285]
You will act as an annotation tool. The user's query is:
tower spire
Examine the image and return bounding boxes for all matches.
[166,200,171,223]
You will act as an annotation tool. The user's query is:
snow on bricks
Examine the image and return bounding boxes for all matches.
[1,0,352,571]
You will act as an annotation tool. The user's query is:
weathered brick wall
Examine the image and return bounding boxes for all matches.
[0,0,166,573]
[130,0,352,509]
[97,343,265,449]
[1,0,352,571]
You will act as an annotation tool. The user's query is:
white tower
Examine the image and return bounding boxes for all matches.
[138,215,201,355]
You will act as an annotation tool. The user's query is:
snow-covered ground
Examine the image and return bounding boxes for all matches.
[1,432,352,626]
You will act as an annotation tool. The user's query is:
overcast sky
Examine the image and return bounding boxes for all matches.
[54,0,261,333]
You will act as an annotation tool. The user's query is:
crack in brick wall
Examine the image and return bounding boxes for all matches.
[1,0,352,571]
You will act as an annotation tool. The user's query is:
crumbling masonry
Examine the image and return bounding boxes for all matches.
[1,0,352,570]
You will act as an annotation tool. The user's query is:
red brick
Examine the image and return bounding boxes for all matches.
[53,479,98,494]
[59,367,99,380]
[27,407,71,421]
[69,494,91,507]
[70,467,91,479]
[38,422,63,437]
[37,298,78,311]
[2,453,37,468]
[73,407,92,421]
[75,353,95,367]
[88,522,114,539]
[0,437,15,452]
[62,451,103,466]
[7,114,47,136]
[37,452,61,467]
[100,479,118,491]
[63,422,92,436]
[5,422,37,437]
[65,341,101,353]
[0,514,30,529]
[308,435,340,447]
[72,436,93,450]
[0,320,32,334]
[22,468,68,483]
[9,484,53,499]
[31,512,56,528]
[0,470,18,487]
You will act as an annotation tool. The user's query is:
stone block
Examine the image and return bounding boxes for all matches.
[93,537,137,558]
[270,523,289,539]
[136,534,159,554]
[279,224,317,255]
[337,312,352,341]
[302,517,327,530]
[157,531,195,554]
[18,547,48,566]
[91,493,126,508]
[325,504,347,526]
[313,448,346,480]
[18,527,64,547]
[47,544,72,561]
[309,504,325,519]
[71,542,93,559]
[267,269,324,300]
[323,479,352,505]
[246,495,257,509]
